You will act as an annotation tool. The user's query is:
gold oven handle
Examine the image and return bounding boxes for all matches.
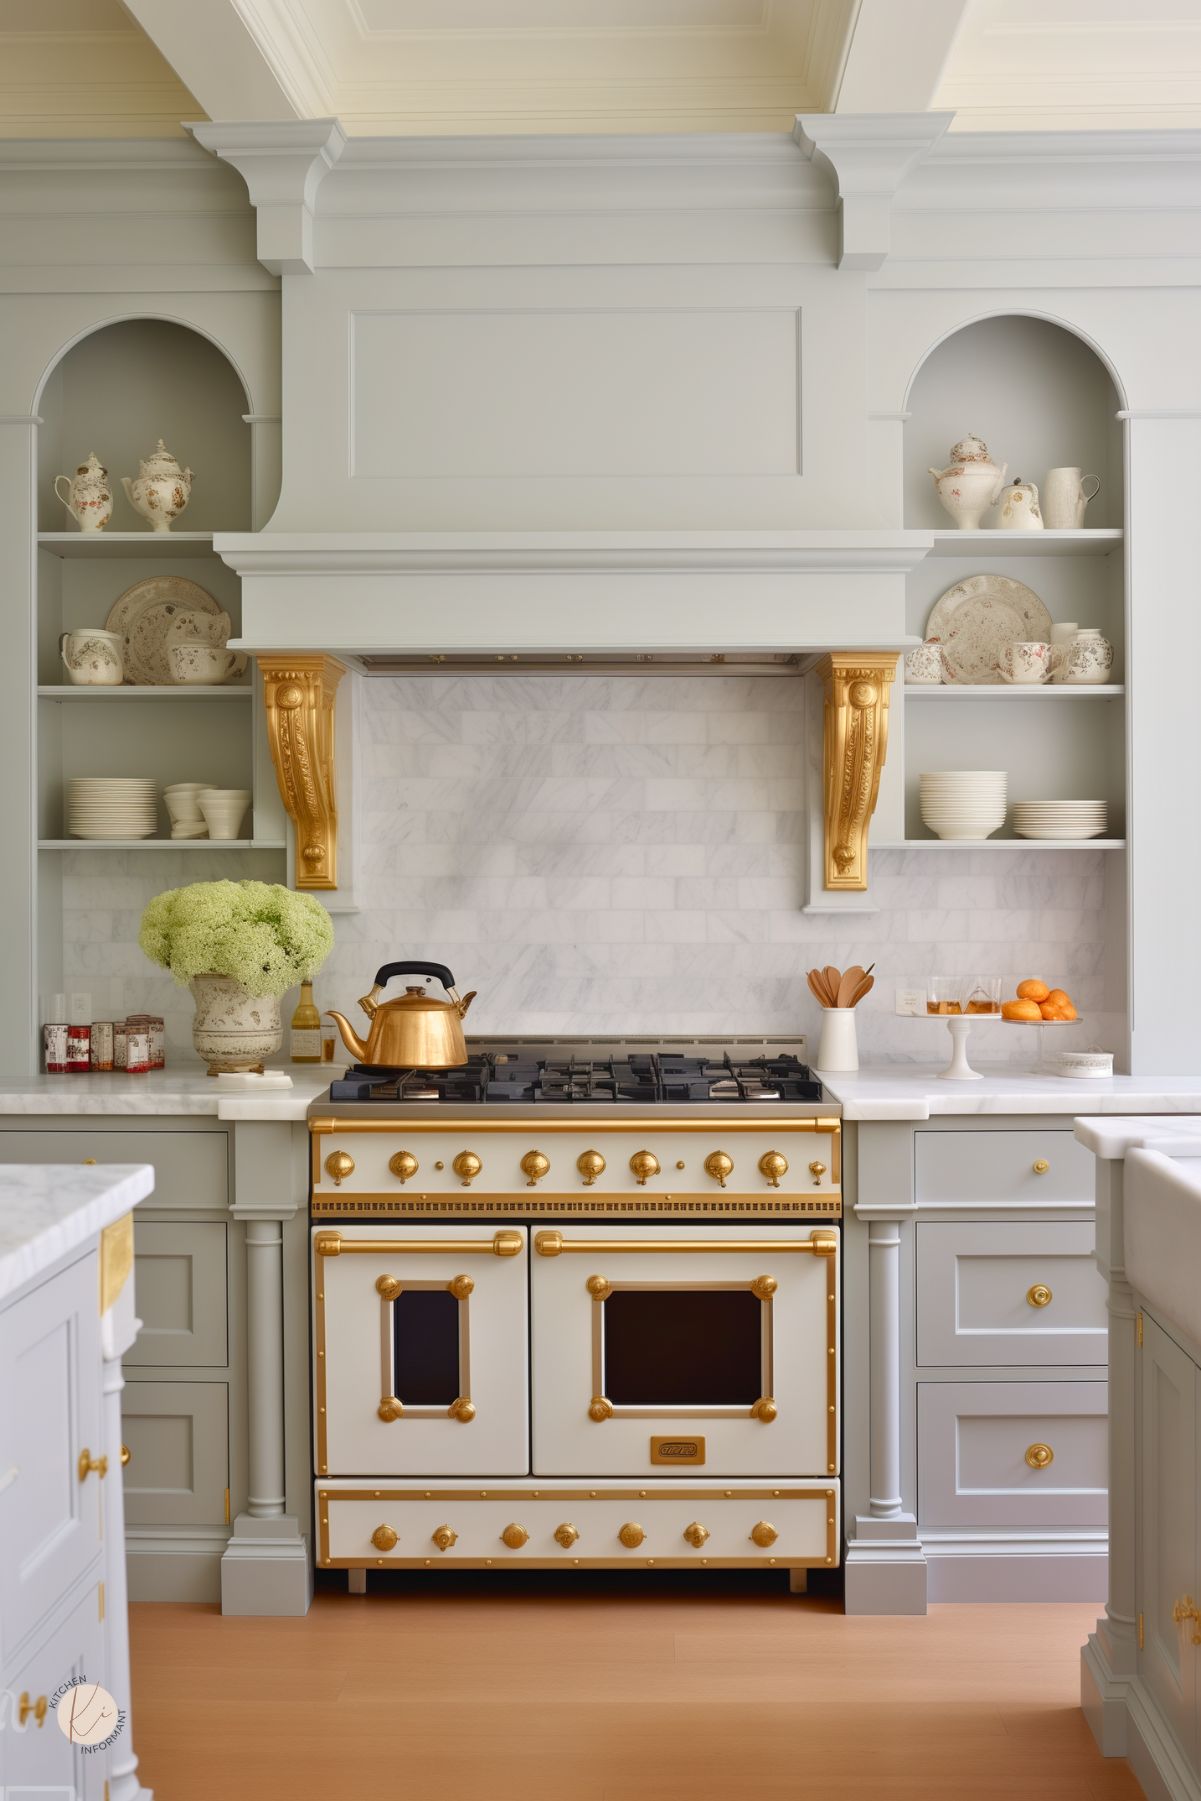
[316,1230,523,1258]
[535,1229,837,1257]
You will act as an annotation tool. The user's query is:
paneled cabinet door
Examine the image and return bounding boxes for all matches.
[0,1252,103,1657]
[1138,1313,1199,1769]
[0,1580,107,1801]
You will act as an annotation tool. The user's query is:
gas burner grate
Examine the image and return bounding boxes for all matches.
[326,1048,822,1107]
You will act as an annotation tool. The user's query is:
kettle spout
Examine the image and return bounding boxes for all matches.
[326,1011,368,1062]
[120,475,134,500]
[457,990,478,1019]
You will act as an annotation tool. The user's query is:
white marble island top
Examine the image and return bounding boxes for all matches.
[0,1066,342,1123]
[0,1162,155,1302]
[821,1064,1201,1122]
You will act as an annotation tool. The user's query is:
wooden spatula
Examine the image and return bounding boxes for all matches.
[807,969,829,1008]
[851,973,875,1007]
[823,966,841,1008]
[837,964,866,1009]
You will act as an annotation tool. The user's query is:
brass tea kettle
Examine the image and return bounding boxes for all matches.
[326,962,477,1069]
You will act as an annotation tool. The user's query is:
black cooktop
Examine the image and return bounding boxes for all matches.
[327,1049,823,1106]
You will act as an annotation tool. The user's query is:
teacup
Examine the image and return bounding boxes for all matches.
[60,627,124,687]
[995,641,1051,685]
[904,642,944,685]
[167,641,242,686]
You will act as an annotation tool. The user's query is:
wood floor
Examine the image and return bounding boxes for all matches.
[129,1576,1140,1801]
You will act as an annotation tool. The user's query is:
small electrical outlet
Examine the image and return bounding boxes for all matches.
[895,987,926,1017]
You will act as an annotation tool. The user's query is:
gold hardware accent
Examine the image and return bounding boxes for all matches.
[586,1273,613,1301]
[535,1228,837,1257]
[82,1157,97,1164]
[751,1274,778,1301]
[1138,1611,1145,1650]
[750,1397,779,1424]
[554,1522,580,1548]
[17,1693,48,1729]
[759,1151,789,1188]
[1027,1284,1053,1309]
[577,1149,606,1185]
[1174,1598,1201,1644]
[1033,1158,1050,1175]
[371,1524,398,1552]
[311,1115,842,1139]
[120,1442,131,1467]
[77,1448,108,1482]
[258,652,346,889]
[704,1150,734,1189]
[618,1522,645,1548]
[447,1397,476,1423]
[224,1486,231,1525]
[818,651,898,891]
[448,1273,475,1300]
[750,1521,779,1548]
[388,1151,419,1185]
[99,1211,133,1314]
[1137,1310,1144,1347]
[809,1161,827,1185]
[589,1395,615,1422]
[651,1436,705,1465]
[375,1274,403,1302]
[431,1524,458,1552]
[316,1229,523,1258]
[453,1151,482,1187]
[630,1150,660,1186]
[520,1150,550,1187]
[325,1150,355,1186]
[501,1523,529,1549]
[378,1397,404,1422]
[683,1521,710,1548]
[1025,1442,1054,1469]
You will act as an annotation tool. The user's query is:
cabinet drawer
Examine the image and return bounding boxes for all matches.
[918,1380,1107,1528]
[126,1219,228,1367]
[0,1129,227,1211]
[917,1222,1107,1367]
[2,1576,106,1801]
[121,1380,228,1528]
[915,1129,1093,1208]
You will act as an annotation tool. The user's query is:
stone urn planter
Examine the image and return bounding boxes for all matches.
[190,974,283,1074]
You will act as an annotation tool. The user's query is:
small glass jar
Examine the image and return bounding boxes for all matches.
[126,1028,151,1075]
[43,1020,69,1073]
[927,977,964,1017]
[90,1021,115,1071]
[66,1023,91,1071]
[321,1022,338,1064]
[964,978,1002,1017]
[148,1017,165,1069]
[113,1022,128,1071]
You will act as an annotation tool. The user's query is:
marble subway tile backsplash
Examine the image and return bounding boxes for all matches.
[60,676,1117,1061]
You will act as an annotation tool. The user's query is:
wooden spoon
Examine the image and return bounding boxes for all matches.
[850,973,875,1007]
[806,969,829,1009]
[837,964,867,1009]
[823,966,842,1008]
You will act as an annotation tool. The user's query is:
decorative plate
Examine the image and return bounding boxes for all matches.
[925,575,1053,686]
[105,577,224,685]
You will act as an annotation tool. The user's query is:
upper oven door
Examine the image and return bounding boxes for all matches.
[314,1223,529,1477]
[529,1224,838,1478]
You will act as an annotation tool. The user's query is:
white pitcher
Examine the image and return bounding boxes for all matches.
[54,452,112,532]
[1042,468,1101,530]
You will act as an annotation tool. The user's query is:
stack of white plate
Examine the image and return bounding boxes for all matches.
[920,771,1008,841]
[1012,800,1108,840]
[67,776,157,840]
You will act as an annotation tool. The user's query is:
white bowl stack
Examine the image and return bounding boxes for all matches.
[198,788,251,841]
[67,776,157,840]
[164,782,211,840]
[920,771,1008,841]
[1012,800,1108,840]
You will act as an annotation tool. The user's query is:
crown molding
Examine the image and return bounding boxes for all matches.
[793,111,953,268]
[188,118,346,273]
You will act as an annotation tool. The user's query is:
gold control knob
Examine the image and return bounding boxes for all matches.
[759,1151,788,1188]
[750,1520,779,1548]
[388,1151,419,1185]
[520,1150,550,1187]
[120,1443,132,1468]
[447,1396,476,1423]
[577,1150,606,1186]
[630,1150,660,1186]
[1027,1283,1053,1309]
[809,1160,827,1185]
[750,1397,779,1424]
[589,1395,615,1422]
[501,1523,529,1549]
[325,1150,355,1186]
[452,1151,482,1187]
[683,1521,710,1548]
[1033,1159,1050,1175]
[77,1449,108,1483]
[371,1525,398,1552]
[554,1522,580,1549]
[618,1522,645,1549]
[704,1151,734,1189]
[1025,1442,1054,1470]
[431,1524,458,1552]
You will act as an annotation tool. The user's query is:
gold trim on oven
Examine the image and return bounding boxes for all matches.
[375,1273,475,1425]
[312,1117,842,1137]
[536,1229,837,1257]
[586,1276,778,1425]
[312,1193,842,1221]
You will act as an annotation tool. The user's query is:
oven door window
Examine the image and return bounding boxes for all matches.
[392,1288,461,1406]
[601,1285,768,1411]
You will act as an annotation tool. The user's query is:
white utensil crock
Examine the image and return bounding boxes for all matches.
[817,1008,858,1073]
[1042,468,1100,529]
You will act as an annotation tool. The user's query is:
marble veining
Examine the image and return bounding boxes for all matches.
[0,1162,155,1302]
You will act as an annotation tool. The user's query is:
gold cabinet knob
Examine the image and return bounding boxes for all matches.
[683,1521,710,1548]
[630,1150,660,1186]
[1033,1159,1050,1176]
[17,1692,48,1728]
[809,1160,827,1185]
[618,1522,645,1549]
[501,1522,529,1549]
[520,1150,550,1187]
[77,1448,108,1483]
[759,1151,788,1188]
[120,1443,132,1467]
[447,1396,476,1423]
[750,1520,779,1548]
[588,1395,614,1421]
[554,1522,580,1549]
[750,1396,778,1424]
[452,1151,482,1187]
[82,1157,97,1166]
[704,1151,734,1189]
[1027,1283,1053,1309]
[431,1524,458,1552]
[325,1150,355,1186]
[371,1524,398,1552]
[388,1151,418,1184]
[577,1149,606,1186]
[1025,1442,1054,1470]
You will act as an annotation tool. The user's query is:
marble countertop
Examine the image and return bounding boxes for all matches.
[820,1065,1201,1122]
[0,1162,155,1302]
[0,1066,342,1122]
[1075,1115,1201,1158]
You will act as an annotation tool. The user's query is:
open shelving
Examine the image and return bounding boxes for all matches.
[37,531,217,559]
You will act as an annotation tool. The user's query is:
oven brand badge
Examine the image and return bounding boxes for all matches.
[650,1435,705,1465]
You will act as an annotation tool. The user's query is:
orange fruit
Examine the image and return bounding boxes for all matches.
[1045,988,1072,1008]
[1016,979,1050,1002]
[1040,999,1077,1022]
[1002,998,1043,1022]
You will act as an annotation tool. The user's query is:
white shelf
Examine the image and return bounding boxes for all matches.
[38,684,252,700]
[37,531,219,558]
[875,839,1126,851]
[921,529,1122,558]
[903,684,1124,700]
[39,839,285,852]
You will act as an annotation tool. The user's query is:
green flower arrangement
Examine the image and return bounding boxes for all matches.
[139,880,334,999]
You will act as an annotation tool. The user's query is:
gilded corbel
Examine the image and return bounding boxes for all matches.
[258,654,346,890]
[818,653,898,891]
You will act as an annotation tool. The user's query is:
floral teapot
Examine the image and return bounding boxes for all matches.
[121,438,193,534]
[995,477,1043,532]
[928,434,1008,531]
[54,451,113,533]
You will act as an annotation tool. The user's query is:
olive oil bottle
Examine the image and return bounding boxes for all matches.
[290,980,322,1063]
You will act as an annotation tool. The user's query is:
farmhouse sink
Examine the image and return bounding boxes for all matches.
[1126,1139,1201,1346]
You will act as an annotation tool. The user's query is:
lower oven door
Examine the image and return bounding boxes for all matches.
[530,1224,838,1478]
[313,1223,529,1477]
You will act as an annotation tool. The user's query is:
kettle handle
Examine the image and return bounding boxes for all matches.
[372,960,456,993]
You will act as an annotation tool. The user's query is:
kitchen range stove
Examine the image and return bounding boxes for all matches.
[309,1038,841,1588]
